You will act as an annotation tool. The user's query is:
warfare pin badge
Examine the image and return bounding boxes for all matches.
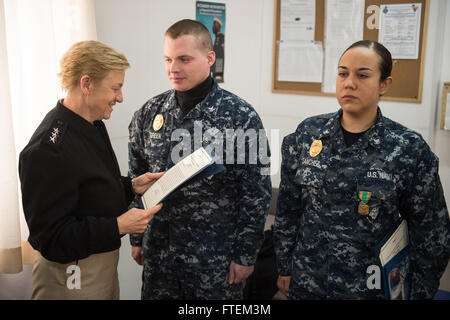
[309,140,322,157]
[153,114,164,132]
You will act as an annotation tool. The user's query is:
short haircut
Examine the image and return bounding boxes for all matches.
[59,40,130,91]
[165,19,213,52]
[341,40,392,82]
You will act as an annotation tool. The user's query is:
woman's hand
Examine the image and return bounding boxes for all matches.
[117,203,162,235]
[277,275,291,297]
[132,172,164,195]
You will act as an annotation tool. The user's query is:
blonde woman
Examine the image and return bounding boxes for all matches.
[19,41,162,300]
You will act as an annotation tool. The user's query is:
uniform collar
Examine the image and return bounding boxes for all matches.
[167,79,223,120]
[175,76,213,114]
[318,107,385,151]
[56,100,104,138]
[365,108,385,150]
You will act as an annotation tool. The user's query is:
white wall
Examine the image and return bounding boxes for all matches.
[1,0,448,300]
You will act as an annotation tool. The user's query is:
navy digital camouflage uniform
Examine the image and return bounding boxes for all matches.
[128,79,272,299]
[274,108,450,299]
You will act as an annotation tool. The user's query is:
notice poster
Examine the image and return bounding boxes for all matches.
[196,1,226,83]
[379,3,422,59]
[280,0,315,42]
[322,0,365,93]
[278,42,323,82]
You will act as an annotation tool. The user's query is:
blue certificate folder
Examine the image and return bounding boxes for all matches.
[137,146,225,209]
[377,218,411,300]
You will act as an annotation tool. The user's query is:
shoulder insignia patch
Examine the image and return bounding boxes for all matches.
[45,119,67,146]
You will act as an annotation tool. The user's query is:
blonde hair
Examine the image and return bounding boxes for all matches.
[59,40,130,91]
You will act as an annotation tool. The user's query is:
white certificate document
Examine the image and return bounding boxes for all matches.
[322,0,365,93]
[379,220,409,266]
[379,3,422,59]
[141,147,213,209]
[280,0,315,42]
[278,42,323,83]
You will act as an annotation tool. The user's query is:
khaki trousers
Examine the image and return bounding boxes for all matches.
[31,249,120,300]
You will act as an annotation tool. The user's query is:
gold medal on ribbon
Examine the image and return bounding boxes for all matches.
[358,202,370,215]
[309,140,322,158]
[152,114,164,131]
[357,191,372,216]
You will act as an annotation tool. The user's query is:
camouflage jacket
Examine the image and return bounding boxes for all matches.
[128,80,272,269]
[274,108,449,299]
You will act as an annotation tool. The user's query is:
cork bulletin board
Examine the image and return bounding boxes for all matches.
[272,0,429,102]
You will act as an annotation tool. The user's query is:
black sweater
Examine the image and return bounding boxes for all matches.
[175,75,213,115]
[19,101,133,263]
